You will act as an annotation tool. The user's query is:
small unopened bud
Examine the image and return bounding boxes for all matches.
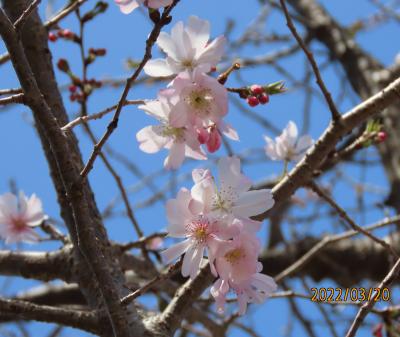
[250,84,264,95]
[69,85,77,93]
[376,131,387,143]
[258,93,269,105]
[197,127,210,144]
[48,32,58,42]
[58,29,75,40]
[247,95,259,107]
[57,59,70,72]
[206,127,222,153]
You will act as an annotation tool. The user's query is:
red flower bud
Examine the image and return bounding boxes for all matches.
[68,85,77,93]
[48,32,58,42]
[247,95,259,107]
[377,131,387,143]
[206,127,221,153]
[250,84,264,95]
[258,93,269,104]
[57,59,70,72]
[197,127,210,144]
[372,323,383,337]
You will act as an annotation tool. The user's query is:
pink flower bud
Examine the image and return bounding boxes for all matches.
[206,127,221,153]
[250,84,264,95]
[48,32,58,42]
[69,85,77,93]
[197,127,210,144]
[377,131,387,143]
[247,95,259,107]
[258,93,269,104]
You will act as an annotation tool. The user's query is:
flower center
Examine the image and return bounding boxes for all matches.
[186,216,211,244]
[12,218,27,231]
[162,126,185,142]
[212,186,238,213]
[224,248,245,264]
[185,88,213,115]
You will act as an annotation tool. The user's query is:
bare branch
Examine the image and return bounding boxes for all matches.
[345,257,400,337]
[0,297,100,334]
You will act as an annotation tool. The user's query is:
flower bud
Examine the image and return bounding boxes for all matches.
[247,95,259,107]
[376,131,387,143]
[258,93,269,105]
[57,59,70,73]
[250,84,264,95]
[48,32,58,42]
[197,127,210,144]
[206,127,222,153]
[69,85,77,93]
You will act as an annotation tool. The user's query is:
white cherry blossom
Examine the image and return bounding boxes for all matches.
[144,16,225,77]
[0,192,46,244]
[264,120,314,162]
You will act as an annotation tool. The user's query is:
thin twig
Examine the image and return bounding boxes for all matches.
[14,0,41,31]
[0,88,23,96]
[308,181,399,258]
[80,0,180,178]
[275,214,400,282]
[279,0,341,121]
[0,93,25,105]
[120,260,181,305]
[345,257,400,337]
[61,100,145,131]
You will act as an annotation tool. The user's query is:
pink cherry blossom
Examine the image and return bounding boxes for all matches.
[0,192,46,244]
[136,92,206,169]
[115,0,173,14]
[161,188,237,279]
[264,120,314,162]
[144,16,225,77]
[169,69,228,126]
[211,273,277,315]
[214,231,261,283]
[191,157,275,222]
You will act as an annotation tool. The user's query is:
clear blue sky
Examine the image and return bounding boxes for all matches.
[0,0,398,336]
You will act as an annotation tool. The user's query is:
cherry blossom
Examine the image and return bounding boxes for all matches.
[136,92,206,169]
[191,157,275,223]
[161,188,239,279]
[169,69,228,126]
[211,273,277,315]
[213,231,261,283]
[144,16,225,77]
[264,120,314,162]
[115,0,173,14]
[0,192,46,244]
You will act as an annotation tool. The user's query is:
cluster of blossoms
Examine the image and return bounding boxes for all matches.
[162,157,277,315]
[133,14,235,169]
[0,192,46,244]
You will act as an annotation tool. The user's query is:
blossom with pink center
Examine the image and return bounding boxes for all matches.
[169,70,228,126]
[211,272,277,315]
[115,0,173,14]
[214,231,261,283]
[144,16,225,77]
[0,192,46,244]
[191,157,274,225]
[161,188,238,279]
[136,92,206,169]
[264,121,314,162]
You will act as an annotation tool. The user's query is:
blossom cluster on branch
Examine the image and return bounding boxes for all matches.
[162,157,277,315]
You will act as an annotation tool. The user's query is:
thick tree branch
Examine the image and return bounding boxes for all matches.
[0,297,100,334]
[255,75,400,221]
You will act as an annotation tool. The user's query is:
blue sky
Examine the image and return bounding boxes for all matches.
[0,0,399,336]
